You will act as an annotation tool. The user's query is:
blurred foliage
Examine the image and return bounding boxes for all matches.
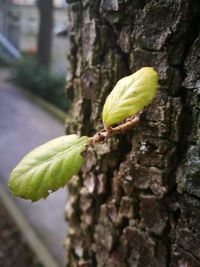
[13,55,68,111]
[0,54,10,68]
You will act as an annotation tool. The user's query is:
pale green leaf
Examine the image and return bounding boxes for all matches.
[102,67,159,128]
[9,135,90,202]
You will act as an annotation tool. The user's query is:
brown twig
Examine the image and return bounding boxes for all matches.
[90,112,141,145]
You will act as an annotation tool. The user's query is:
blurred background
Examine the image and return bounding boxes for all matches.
[0,0,69,266]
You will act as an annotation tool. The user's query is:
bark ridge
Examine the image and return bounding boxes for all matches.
[65,1,200,266]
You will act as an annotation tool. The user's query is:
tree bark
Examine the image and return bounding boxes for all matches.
[37,0,53,67]
[65,1,200,266]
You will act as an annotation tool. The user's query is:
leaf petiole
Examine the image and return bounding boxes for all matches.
[90,112,141,145]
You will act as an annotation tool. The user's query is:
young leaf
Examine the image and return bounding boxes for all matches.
[9,135,90,202]
[102,67,159,128]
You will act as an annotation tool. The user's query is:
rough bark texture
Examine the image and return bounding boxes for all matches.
[65,1,200,266]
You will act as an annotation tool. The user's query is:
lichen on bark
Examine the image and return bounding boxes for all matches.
[65,0,200,266]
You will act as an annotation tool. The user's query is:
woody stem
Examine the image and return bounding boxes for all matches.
[90,114,141,145]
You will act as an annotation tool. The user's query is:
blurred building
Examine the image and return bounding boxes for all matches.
[0,0,21,49]
[0,0,68,72]
[0,0,67,46]
[12,0,35,5]
[12,0,66,7]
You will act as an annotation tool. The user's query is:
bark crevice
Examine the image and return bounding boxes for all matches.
[65,1,200,266]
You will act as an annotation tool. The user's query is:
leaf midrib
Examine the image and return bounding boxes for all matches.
[14,138,88,177]
[104,84,145,124]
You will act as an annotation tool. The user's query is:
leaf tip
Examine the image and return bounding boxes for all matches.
[102,66,159,127]
[8,135,91,202]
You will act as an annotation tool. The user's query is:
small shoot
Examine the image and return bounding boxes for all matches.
[8,67,159,201]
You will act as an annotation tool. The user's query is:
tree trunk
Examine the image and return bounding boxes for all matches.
[65,1,200,266]
[37,0,53,67]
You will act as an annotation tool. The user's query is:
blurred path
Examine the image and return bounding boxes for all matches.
[0,69,67,267]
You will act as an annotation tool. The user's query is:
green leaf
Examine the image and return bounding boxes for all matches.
[9,135,90,202]
[102,67,159,128]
